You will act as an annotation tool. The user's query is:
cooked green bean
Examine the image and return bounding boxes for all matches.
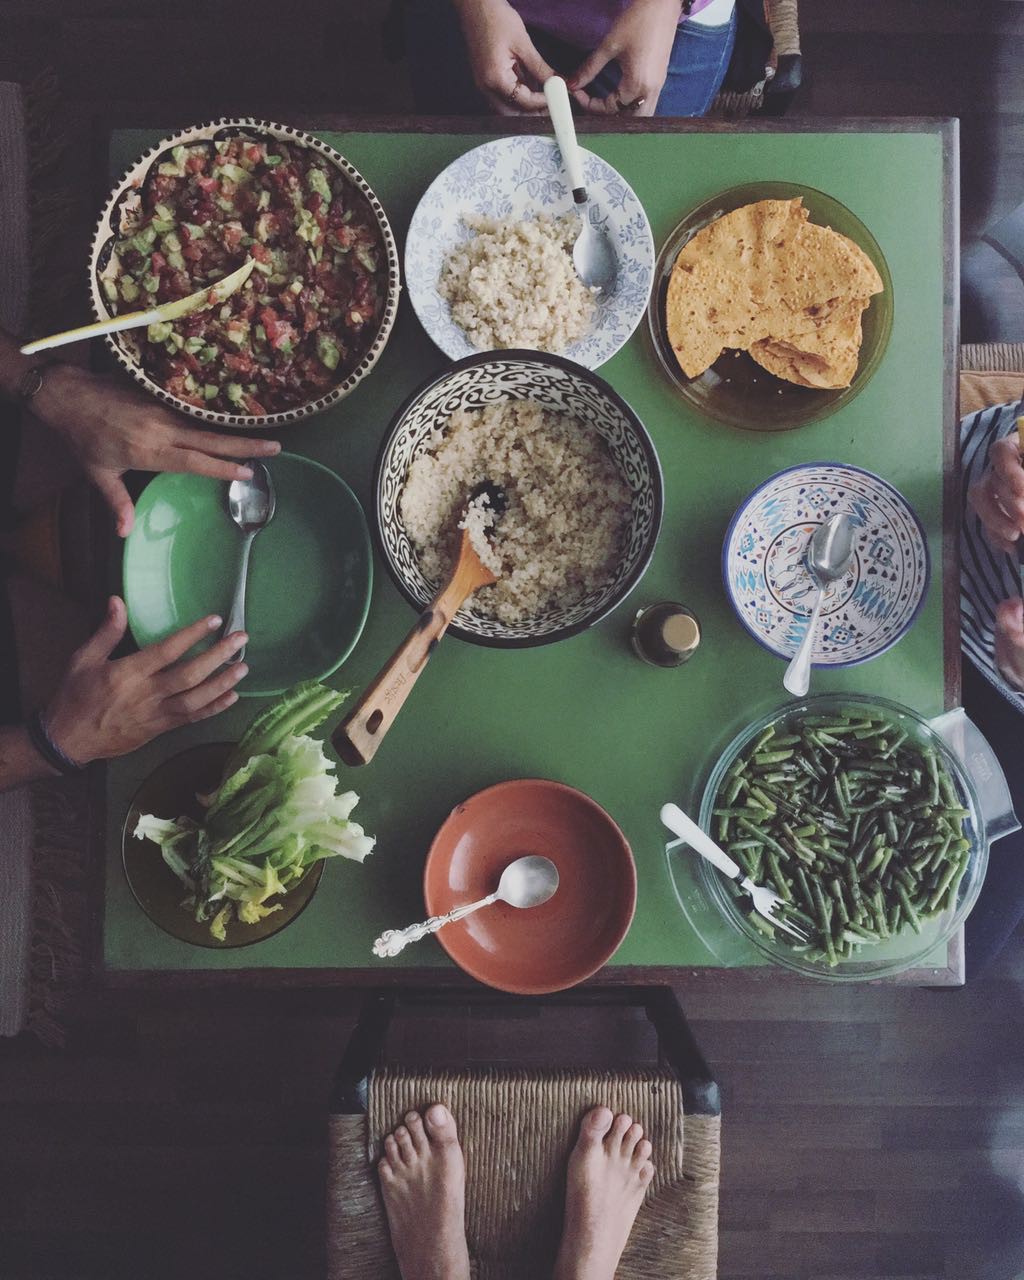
[829,877,850,925]
[712,706,971,967]
[896,883,922,934]
[754,749,795,765]
[927,851,968,912]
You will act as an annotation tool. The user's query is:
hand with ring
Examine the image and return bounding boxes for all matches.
[615,94,647,115]
[453,0,556,116]
[568,0,680,118]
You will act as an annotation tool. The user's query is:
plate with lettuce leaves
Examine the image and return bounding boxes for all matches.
[123,681,376,947]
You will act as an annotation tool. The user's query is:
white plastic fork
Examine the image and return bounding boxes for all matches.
[660,802,808,943]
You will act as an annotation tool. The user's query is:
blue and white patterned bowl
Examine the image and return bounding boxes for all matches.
[723,463,930,667]
[405,137,654,370]
[374,351,663,648]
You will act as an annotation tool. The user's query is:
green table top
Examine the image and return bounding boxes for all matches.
[101,123,954,979]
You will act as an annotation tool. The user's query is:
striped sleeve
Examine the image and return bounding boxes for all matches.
[960,400,1024,712]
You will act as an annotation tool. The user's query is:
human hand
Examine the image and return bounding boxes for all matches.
[968,436,1024,556]
[32,364,281,537]
[569,0,681,117]
[453,0,556,115]
[995,598,1024,693]
[44,596,249,764]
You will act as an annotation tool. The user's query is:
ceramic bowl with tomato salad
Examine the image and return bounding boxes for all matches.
[89,119,400,428]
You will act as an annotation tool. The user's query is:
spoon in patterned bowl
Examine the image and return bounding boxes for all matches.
[783,512,856,698]
[543,76,617,292]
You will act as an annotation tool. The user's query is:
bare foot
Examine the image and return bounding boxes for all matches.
[378,1104,471,1280]
[553,1106,655,1280]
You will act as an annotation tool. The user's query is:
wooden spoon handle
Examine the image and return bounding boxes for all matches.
[332,544,494,767]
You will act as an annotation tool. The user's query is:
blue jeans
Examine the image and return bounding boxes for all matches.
[405,3,737,119]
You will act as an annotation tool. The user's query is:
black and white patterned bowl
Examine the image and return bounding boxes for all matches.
[88,118,401,429]
[374,351,664,647]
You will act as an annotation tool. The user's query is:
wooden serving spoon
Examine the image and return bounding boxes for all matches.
[332,484,505,767]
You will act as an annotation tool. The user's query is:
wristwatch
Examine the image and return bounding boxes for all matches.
[16,363,48,403]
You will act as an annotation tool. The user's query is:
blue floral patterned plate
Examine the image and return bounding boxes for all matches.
[405,136,654,370]
[723,463,930,667]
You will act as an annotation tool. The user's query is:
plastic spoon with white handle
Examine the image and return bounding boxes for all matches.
[20,258,256,355]
[543,76,617,291]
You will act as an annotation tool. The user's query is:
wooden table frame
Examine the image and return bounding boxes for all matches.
[89,113,962,989]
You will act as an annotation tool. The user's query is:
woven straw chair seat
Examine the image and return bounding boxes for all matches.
[327,1065,720,1280]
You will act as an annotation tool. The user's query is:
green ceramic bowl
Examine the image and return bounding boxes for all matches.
[123,452,372,695]
[647,181,894,431]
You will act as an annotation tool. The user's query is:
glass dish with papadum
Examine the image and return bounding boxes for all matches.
[647,182,893,432]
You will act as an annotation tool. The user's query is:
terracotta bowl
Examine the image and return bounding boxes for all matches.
[423,779,637,994]
[89,118,401,429]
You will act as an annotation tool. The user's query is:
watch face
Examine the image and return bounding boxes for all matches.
[18,366,45,401]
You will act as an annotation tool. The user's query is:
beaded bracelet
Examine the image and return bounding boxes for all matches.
[26,710,83,775]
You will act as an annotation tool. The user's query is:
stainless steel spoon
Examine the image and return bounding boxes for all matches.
[543,76,617,292]
[783,512,856,698]
[223,461,276,662]
[372,855,560,959]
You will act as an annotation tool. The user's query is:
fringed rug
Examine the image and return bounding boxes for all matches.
[0,71,93,1044]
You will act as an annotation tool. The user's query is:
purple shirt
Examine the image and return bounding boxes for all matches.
[511,0,719,52]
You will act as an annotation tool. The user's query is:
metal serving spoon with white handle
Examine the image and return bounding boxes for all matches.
[543,76,617,292]
[372,855,559,959]
[783,512,856,699]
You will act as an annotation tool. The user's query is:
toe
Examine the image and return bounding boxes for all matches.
[424,1103,459,1148]
[608,1113,633,1148]
[639,1159,655,1186]
[378,1157,394,1183]
[579,1106,614,1147]
[622,1122,644,1157]
[405,1110,428,1155]
[633,1138,653,1167]
[384,1134,400,1165]
[395,1124,415,1163]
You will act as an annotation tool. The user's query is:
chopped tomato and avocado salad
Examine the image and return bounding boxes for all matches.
[106,137,388,415]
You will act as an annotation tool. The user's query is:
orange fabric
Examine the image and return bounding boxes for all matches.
[960,371,1024,419]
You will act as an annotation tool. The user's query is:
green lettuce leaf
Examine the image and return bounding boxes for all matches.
[132,682,373,939]
[220,680,348,780]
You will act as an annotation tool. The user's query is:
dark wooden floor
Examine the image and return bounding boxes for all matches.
[4,940,1024,1280]
[2,3,1023,1278]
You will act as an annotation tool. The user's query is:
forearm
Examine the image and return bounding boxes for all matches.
[0,725,60,791]
[0,324,37,400]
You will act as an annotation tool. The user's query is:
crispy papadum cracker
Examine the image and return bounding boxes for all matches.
[750,297,868,389]
[749,339,855,389]
[666,198,808,377]
[665,197,883,384]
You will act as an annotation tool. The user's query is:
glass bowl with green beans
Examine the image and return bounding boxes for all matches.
[695,694,1001,981]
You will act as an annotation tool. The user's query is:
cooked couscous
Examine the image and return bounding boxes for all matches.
[399,402,631,624]
[438,214,595,353]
